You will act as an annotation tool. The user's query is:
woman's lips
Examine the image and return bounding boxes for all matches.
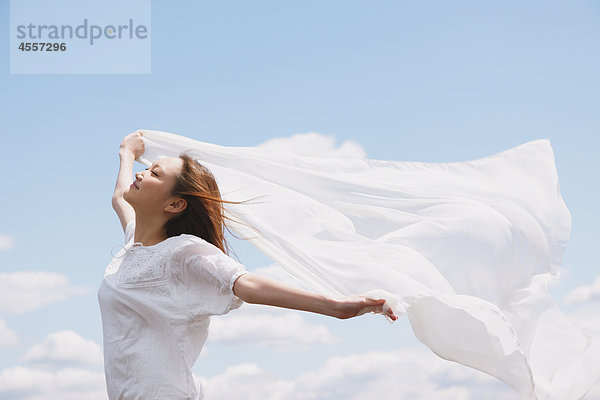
[131,181,139,189]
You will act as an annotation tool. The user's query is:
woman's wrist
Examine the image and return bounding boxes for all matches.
[119,147,136,160]
[328,296,344,319]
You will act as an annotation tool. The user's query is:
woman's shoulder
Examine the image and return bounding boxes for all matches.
[169,233,221,259]
[173,232,210,246]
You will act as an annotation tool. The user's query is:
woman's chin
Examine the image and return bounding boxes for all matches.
[123,190,134,203]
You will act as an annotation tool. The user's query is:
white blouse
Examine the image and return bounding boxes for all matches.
[98,221,247,400]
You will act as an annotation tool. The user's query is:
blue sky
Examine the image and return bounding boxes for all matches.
[0,1,599,399]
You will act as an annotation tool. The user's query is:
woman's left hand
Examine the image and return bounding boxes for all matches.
[334,295,398,321]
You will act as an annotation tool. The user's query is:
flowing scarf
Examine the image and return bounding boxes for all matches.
[137,129,599,400]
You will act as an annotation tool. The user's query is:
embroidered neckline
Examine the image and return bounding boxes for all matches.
[131,237,173,249]
[105,234,192,280]
[118,242,171,288]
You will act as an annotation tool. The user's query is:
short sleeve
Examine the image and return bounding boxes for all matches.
[124,220,135,244]
[170,236,248,317]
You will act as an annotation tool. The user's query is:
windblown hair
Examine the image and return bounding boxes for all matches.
[164,152,260,257]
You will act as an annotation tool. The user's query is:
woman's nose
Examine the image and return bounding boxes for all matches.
[135,171,142,180]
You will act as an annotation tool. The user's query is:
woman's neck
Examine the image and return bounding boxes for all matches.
[133,214,169,246]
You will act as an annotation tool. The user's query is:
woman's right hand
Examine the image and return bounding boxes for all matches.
[119,131,145,159]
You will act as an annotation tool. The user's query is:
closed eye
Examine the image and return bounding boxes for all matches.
[145,167,159,177]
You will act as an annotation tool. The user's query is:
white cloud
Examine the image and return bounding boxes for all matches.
[0,235,14,250]
[0,271,89,314]
[197,363,293,400]
[200,347,521,400]
[23,330,103,367]
[0,366,106,400]
[0,319,19,347]
[258,132,367,159]
[559,275,600,337]
[208,304,338,350]
[564,276,600,305]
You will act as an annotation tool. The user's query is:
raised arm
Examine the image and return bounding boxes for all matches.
[112,131,145,233]
[232,273,397,321]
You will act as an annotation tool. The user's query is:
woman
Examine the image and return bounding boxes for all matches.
[98,131,397,400]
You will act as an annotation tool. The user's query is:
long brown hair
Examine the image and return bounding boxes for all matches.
[164,153,262,258]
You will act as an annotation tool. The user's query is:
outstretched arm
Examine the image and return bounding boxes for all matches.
[112,131,144,233]
[232,273,397,320]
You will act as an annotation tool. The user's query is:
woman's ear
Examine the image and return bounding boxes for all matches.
[165,197,187,214]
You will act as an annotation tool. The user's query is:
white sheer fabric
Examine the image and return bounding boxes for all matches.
[137,129,600,400]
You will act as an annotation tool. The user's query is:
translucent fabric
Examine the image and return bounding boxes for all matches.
[137,129,600,400]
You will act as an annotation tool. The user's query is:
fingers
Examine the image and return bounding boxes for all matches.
[355,305,378,317]
[364,298,386,306]
[383,304,398,321]
[127,130,143,138]
[120,131,145,159]
[362,297,398,321]
[387,309,398,321]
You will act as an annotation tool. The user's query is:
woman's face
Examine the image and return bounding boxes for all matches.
[124,157,184,214]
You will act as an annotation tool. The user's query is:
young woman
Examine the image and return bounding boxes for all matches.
[98,131,397,400]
